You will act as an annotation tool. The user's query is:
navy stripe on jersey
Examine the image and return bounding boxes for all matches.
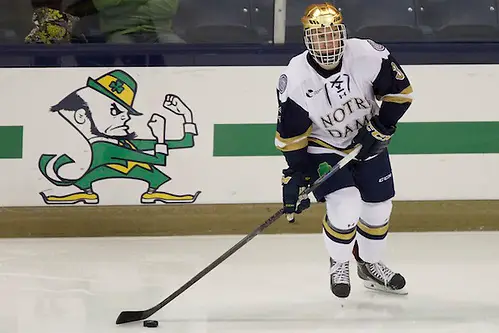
[281,147,312,173]
[275,90,313,172]
[372,55,413,128]
[275,91,312,151]
[377,101,411,128]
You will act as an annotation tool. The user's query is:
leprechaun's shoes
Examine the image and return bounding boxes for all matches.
[39,191,99,204]
[140,190,201,204]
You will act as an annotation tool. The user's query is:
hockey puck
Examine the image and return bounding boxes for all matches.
[143,320,159,328]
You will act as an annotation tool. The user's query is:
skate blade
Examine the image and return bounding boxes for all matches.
[363,280,408,295]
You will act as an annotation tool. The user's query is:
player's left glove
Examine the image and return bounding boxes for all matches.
[352,115,396,161]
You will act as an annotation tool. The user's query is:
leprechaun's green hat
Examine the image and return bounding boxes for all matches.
[86,70,142,116]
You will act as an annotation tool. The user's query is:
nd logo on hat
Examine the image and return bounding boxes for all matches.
[86,70,142,116]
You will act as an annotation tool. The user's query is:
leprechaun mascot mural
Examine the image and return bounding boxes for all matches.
[38,69,201,205]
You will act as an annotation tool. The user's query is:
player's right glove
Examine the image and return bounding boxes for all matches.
[352,115,396,161]
[281,168,312,219]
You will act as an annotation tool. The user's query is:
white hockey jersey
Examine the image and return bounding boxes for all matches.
[275,38,413,159]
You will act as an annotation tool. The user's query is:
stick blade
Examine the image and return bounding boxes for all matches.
[115,310,151,324]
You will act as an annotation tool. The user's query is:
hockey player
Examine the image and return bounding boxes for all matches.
[276,3,412,298]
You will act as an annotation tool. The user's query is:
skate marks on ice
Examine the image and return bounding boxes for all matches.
[0,233,498,333]
[150,291,499,332]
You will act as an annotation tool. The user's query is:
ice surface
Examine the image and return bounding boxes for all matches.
[0,232,498,332]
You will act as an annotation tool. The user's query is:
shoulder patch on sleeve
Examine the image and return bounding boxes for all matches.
[278,74,288,94]
[366,39,386,52]
[391,62,405,80]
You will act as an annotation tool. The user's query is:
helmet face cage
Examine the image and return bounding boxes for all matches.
[304,24,346,68]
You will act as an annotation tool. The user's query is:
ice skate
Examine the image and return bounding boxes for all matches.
[329,258,351,298]
[357,260,407,295]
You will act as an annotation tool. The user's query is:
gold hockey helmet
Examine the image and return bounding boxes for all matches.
[301,3,346,68]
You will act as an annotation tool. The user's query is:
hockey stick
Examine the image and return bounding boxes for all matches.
[115,144,362,325]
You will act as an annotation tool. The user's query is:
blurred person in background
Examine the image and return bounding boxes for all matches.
[25,0,183,66]
[26,0,182,45]
[96,0,185,65]
[95,0,184,44]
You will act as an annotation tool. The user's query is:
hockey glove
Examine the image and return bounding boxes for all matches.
[281,168,312,215]
[352,115,396,161]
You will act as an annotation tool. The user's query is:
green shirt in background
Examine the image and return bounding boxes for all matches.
[93,0,179,36]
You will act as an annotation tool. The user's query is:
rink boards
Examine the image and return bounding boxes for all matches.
[0,65,498,208]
